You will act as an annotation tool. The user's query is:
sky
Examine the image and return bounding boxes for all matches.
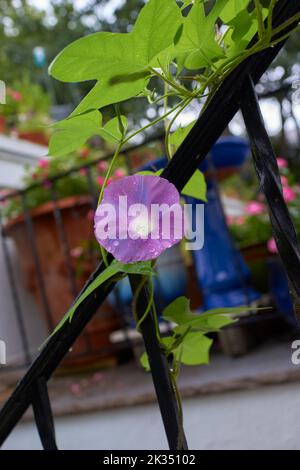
[29,0,125,22]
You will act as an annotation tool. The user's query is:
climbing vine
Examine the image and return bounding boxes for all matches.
[47,0,299,429]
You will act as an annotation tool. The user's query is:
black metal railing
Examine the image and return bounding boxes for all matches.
[0,0,299,451]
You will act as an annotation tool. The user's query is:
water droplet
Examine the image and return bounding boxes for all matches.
[113,240,119,247]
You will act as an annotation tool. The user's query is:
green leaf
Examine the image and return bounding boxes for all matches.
[98,116,128,144]
[117,260,154,275]
[163,296,197,324]
[201,306,269,317]
[49,110,103,157]
[132,0,183,65]
[219,5,268,62]
[169,120,196,148]
[175,0,227,70]
[71,71,150,116]
[137,169,163,176]
[220,0,249,23]
[181,1,194,8]
[140,352,150,371]
[49,111,128,156]
[174,314,235,334]
[141,331,212,370]
[182,170,207,202]
[49,0,182,114]
[174,306,270,334]
[176,333,212,366]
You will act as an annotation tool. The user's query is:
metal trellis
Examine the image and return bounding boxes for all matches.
[0,0,299,451]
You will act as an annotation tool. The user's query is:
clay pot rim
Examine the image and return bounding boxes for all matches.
[4,194,92,232]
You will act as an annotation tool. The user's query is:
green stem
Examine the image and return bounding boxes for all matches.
[165,97,192,160]
[135,277,154,331]
[254,0,265,40]
[97,140,124,266]
[123,98,186,145]
[267,0,277,41]
[150,67,193,98]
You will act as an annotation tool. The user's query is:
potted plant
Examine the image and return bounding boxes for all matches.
[226,157,300,324]
[0,77,51,145]
[2,150,128,369]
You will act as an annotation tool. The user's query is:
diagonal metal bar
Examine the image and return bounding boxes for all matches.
[32,377,58,450]
[0,0,299,448]
[240,76,300,325]
[129,276,188,450]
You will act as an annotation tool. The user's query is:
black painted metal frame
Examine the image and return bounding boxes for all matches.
[0,0,299,451]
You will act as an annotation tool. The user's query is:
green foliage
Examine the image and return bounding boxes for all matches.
[47,0,300,160]
[169,120,196,148]
[49,111,128,156]
[182,170,207,201]
[175,0,227,70]
[24,0,299,394]
[49,0,182,116]
[140,296,271,370]
[49,110,103,157]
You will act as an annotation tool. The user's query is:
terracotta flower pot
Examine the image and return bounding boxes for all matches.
[5,195,122,370]
[18,131,49,146]
[0,116,6,134]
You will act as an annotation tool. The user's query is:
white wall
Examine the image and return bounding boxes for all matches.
[2,381,300,450]
[0,237,47,365]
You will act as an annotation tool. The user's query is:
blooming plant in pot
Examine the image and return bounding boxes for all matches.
[228,157,300,252]
[0,76,51,144]
[26,0,300,423]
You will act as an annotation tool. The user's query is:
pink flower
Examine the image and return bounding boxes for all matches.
[79,167,88,176]
[97,176,105,186]
[94,175,184,263]
[235,216,246,226]
[283,186,296,202]
[38,158,49,170]
[11,91,22,102]
[107,177,113,186]
[97,161,108,173]
[245,201,265,216]
[277,157,288,169]
[114,168,126,179]
[70,247,83,258]
[7,88,22,102]
[280,176,288,186]
[267,238,278,254]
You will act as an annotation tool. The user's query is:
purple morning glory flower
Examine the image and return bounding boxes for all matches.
[94,175,184,263]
